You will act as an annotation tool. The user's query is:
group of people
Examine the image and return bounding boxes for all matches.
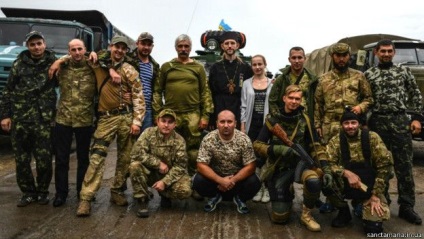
[0,29,422,235]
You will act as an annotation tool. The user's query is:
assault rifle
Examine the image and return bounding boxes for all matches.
[265,118,317,183]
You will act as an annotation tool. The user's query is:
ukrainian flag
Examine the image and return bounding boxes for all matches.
[219,19,232,31]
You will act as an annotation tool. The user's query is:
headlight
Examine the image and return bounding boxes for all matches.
[206,39,219,51]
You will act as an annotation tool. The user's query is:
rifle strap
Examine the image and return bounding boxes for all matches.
[302,112,318,153]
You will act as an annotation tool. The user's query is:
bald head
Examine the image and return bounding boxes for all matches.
[216,110,236,140]
[68,39,86,62]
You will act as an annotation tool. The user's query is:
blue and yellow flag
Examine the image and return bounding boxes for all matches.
[219,19,232,31]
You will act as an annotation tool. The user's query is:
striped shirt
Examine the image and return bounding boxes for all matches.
[139,61,153,110]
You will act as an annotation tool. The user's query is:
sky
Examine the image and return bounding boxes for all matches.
[1,0,424,74]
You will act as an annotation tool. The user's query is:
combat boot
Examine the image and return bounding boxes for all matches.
[110,191,128,206]
[399,205,422,225]
[331,206,352,227]
[136,198,149,218]
[300,204,321,232]
[76,200,91,217]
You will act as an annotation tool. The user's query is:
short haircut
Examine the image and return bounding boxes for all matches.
[175,34,192,47]
[289,46,305,56]
[284,84,302,96]
[375,39,395,51]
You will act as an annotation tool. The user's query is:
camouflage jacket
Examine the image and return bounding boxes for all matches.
[197,129,256,176]
[91,60,145,127]
[325,129,393,196]
[130,126,188,187]
[0,50,56,122]
[364,65,422,114]
[56,57,96,127]
[253,108,326,169]
[153,59,213,120]
[314,68,373,129]
[268,66,318,122]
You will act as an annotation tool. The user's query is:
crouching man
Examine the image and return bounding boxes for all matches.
[129,109,192,218]
[322,109,393,234]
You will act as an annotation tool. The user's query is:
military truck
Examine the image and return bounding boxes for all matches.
[0,7,135,96]
[304,34,424,139]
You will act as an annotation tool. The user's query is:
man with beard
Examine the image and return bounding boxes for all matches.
[153,34,213,176]
[365,39,423,225]
[322,109,393,234]
[314,43,373,144]
[208,31,253,129]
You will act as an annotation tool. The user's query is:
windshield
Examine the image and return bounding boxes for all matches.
[0,22,79,54]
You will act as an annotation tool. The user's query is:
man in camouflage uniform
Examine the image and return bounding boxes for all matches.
[76,36,145,216]
[192,110,261,214]
[269,46,318,121]
[365,39,423,225]
[322,109,393,234]
[153,34,213,176]
[314,43,373,144]
[52,39,96,207]
[0,31,56,206]
[129,109,192,218]
[253,85,327,232]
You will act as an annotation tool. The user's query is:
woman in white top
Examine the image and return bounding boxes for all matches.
[240,54,273,203]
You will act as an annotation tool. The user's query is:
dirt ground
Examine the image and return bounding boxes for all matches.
[0,136,423,239]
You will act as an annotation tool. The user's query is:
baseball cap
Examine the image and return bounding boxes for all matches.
[138,32,154,42]
[158,109,177,120]
[331,43,351,55]
[111,35,129,47]
[25,31,45,43]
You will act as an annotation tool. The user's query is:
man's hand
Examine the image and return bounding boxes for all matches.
[48,59,63,79]
[273,145,299,158]
[130,124,141,135]
[109,68,121,84]
[158,161,169,174]
[351,105,362,114]
[198,118,208,130]
[316,127,323,138]
[364,195,386,217]
[323,173,333,189]
[1,118,11,132]
[217,175,235,192]
[123,93,131,101]
[152,180,165,192]
[88,51,98,63]
[411,120,421,135]
[343,169,362,190]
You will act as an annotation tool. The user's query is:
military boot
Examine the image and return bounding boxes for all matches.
[76,200,91,217]
[136,198,149,218]
[331,206,352,227]
[399,205,422,225]
[110,191,128,206]
[300,204,321,232]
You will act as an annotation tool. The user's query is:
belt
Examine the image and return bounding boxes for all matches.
[98,105,132,117]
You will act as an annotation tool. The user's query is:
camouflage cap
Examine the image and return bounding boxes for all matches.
[158,108,177,120]
[25,31,45,43]
[331,43,351,55]
[111,35,129,47]
[138,32,154,42]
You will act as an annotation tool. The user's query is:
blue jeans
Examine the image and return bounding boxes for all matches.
[141,109,153,132]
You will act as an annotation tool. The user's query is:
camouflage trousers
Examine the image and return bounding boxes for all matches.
[175,111,202,175]
[11,121,53,195]
[369,113,415,207]
[80,113,136,201]
[129,161,192,200]
[321,120,341,144]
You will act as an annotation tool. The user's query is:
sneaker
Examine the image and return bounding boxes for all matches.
[319,202,336,213]
[17,195,37,207]
[160,196,172,208]
[38,194,50,205]
[233,195,249,214]
[76,200,91,217]
[261,188,270,203]
[110,191,128,206]
[252,187,263,202]
[136,198,149,218]
[204,194,222,212]
[399,205,422,225]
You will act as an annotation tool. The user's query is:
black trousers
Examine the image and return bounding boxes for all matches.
[54,123,92,197]
[192,173,261,202]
